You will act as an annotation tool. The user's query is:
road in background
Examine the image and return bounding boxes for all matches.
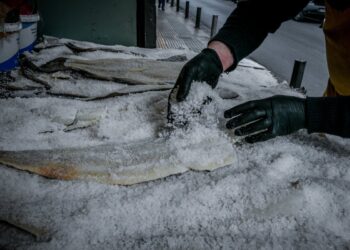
[178,0,328,96]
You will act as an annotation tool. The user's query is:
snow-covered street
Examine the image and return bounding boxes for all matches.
[1,38,350,249]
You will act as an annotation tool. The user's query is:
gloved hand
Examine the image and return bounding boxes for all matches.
[171,48,223,102]
[224,95,306,143]
[167,48,223,124]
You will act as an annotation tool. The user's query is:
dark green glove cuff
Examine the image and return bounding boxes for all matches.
[200,48,224,85]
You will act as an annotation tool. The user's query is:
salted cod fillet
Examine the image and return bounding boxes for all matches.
[0,137,235,185]
[53,58,185,85]
[21,56,185,85]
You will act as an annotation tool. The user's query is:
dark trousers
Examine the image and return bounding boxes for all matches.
[158,0,165,9]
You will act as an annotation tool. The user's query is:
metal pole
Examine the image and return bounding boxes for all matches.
[176,0,180,12]
[171,0,174,7]
[210,15,218,38]
[195,7,202,28]
[290,60,307,88]
[185,1,190,19]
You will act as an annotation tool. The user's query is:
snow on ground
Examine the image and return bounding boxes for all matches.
[1,39,350,249]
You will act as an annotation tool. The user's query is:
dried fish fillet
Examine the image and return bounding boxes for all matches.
[65,42,147,57]
[0,137,235,185]
[18,57,174,99]
[22,55,185,85]
[64,58,184,85]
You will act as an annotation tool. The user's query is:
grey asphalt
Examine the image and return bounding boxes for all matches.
[178,0,329,96]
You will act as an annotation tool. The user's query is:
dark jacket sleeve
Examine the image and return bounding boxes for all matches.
[306,97,350,138]
[211,0,309,71]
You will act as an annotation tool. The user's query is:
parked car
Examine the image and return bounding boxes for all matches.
[294,0,325,22]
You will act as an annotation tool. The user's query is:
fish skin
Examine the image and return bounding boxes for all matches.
[0,138,235,186]
[22,55,185,86]
[64,58,185,85]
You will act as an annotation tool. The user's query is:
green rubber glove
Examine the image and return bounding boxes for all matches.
[224,95,306,143]
[167,48,223,124]
[172,48,223,102]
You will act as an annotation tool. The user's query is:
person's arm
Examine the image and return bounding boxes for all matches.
[224,96,350,143]
[168,0,309,120]
[210,0,310,71]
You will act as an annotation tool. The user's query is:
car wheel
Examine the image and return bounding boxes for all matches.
[294,12,304,21]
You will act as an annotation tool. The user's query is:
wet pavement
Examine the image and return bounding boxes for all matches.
[156,4,210,52]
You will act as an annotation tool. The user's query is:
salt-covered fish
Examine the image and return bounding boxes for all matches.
[0,136,234,185]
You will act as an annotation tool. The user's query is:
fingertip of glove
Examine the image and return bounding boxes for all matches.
[234,129,243,136]
[224,111,230,119]
[245,137,255,144]
[226,122,233,130]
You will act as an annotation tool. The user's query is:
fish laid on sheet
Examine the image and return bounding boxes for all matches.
[22,55,185,86]
[63,58,185,85]
[65,42,147,57]
[0,137,235,186]
[20,66,173,100]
